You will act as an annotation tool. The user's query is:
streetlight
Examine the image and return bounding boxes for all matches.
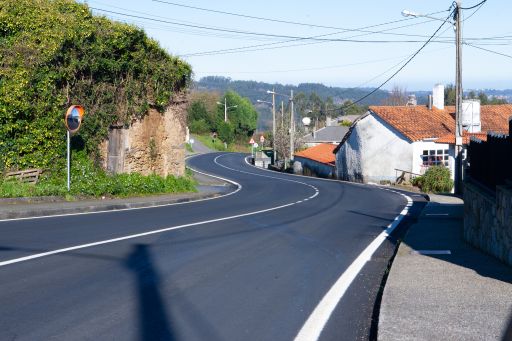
[267,89,295,164]
[402,1,463,194]
[257,99,276,163]
[217,98,237,122]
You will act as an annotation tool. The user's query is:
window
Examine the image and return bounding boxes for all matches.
[421,148,449,167]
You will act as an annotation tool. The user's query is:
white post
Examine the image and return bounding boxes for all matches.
[67,130,70,191]
[224,97,228,122]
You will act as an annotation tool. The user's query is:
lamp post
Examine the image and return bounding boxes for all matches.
[217,98,237,122]
[257,98,277,163]
[402,1,463,194]
[267,89,294,165]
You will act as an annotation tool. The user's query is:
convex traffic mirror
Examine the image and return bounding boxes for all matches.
[65,105,85,133]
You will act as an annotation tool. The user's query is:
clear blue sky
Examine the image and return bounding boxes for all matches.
[83,0,511,90]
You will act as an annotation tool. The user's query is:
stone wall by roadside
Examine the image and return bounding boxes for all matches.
[99,92,188,177]
[464,181,512,266]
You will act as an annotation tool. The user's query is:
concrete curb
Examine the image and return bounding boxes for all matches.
[0,190,233,220]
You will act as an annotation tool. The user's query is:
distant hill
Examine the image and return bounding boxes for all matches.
[193,76,512,130]
[193,76,390,130]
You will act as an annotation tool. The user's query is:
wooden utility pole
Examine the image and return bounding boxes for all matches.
[455,0,463,194]
[290,90,295,162]
[271,88,276,163]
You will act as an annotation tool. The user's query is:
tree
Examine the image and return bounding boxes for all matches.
[217,121,235,144]
[444,84,456,105]
[218,91,258,139]
[381,85,408,106]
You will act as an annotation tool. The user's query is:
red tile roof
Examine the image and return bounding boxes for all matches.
[295,143,336,165]
[368,104,512,142]
[435,131,489,144]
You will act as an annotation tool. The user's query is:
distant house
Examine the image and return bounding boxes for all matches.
[294,143,336,178]
[333,85,512,184]
[303,126,349,147]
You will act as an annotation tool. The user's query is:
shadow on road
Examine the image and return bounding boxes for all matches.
[503,309,512,341]
[126,244,175,341]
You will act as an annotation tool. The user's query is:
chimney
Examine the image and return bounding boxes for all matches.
[406,94,417,106]
[428,94,433,110]
[432,84,445,110]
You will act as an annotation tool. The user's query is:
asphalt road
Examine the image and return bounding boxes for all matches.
[0,152,425,341]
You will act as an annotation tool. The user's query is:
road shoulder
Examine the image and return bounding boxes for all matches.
[378,194,512,340]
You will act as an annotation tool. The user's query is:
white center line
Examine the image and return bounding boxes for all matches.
[0,154,319,268]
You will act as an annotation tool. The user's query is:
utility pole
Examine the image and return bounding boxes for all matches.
[271,88,276,163]
[290,90,294,162]
[454,0,463,194]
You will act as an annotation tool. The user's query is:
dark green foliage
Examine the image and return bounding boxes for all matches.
[0,151,196,198]
[412,166,453,193]
[217,121,235,144]
[0,0,191,171]
[189,119,210,134]
[187,90,258,143]
[466,90,508,104]
[219,91,258,138]
[196,76,388,131]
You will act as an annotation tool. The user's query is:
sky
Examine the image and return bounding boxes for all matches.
[83,0,512,90]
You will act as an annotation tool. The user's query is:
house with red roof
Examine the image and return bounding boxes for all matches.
[333,85,512,184]
[294,143,336,178]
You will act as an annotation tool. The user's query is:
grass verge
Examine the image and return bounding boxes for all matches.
[0,151,196,198]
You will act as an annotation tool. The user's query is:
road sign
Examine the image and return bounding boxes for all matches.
[65,105,85,133]
[260,135,265,143]
[249,138,255,144]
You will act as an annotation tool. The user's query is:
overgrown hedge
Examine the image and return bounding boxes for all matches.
[0,0,191,172]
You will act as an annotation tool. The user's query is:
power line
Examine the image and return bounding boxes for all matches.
[460,0,487,10]
[197,46,452,75]
[90,7,453,44]
[182,18,445,57]
[152,0,448,35]
[332,8,456,112]
[465,43,512,59]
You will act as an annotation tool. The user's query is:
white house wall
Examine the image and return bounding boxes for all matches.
[411,141,455,180]
[336,113,412,183]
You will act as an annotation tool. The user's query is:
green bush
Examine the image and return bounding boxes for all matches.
[189,119,210,134]
[0,151,196,198]
[412,166,453,193]
[217,121,235,144]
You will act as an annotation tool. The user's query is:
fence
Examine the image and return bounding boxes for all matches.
[467,117,512,189]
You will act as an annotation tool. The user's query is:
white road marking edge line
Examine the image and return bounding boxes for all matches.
[294,190,413,341]
[0,154,241,223]
[0,154,319,267]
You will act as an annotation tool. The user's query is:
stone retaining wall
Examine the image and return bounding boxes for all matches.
[99,93,188,177]
[464,181,512,266]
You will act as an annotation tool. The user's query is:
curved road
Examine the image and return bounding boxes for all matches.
[0,153,425,340]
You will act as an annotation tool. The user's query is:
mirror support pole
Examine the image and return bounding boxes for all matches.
[67,130,70,192]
